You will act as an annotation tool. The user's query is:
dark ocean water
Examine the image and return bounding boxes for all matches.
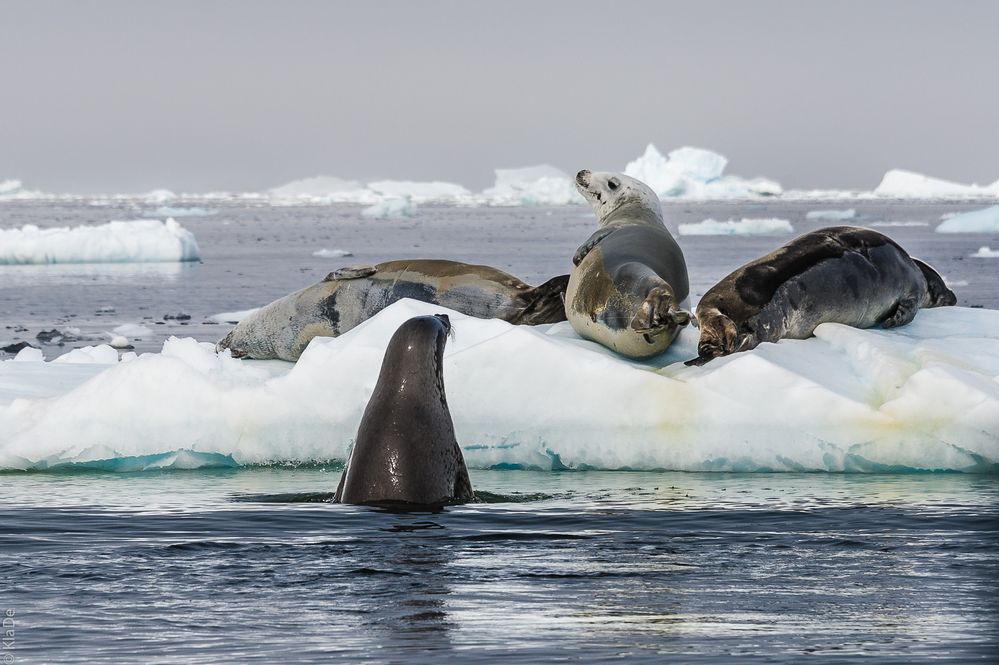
[1,200,998,662]
[2,469,998,663]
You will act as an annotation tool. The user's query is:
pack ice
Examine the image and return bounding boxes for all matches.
[1,300,996,473]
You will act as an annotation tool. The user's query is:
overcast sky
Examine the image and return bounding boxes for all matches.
[2,0,997,193]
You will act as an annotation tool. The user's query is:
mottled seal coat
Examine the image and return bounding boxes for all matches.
[217,260,569,361]
[565,170,690,358]
[334,314,474,506]
[689,226,957,365]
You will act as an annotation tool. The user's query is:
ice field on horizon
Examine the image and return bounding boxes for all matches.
[1,299,996,474]
[678,217,794,236]
[0,218,201,264]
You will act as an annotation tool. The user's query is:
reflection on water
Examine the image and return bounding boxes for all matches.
[0,261,185,286]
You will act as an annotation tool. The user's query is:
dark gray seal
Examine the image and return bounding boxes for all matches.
[565,170,690,358]
[334,314,474,506]
[217,260,569,361]
[689,226,957,365]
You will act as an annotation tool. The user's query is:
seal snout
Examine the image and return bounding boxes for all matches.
[575,170,592,187]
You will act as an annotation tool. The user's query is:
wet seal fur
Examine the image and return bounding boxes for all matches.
[334,314,474,507]
[688,225,957,365]
[217,260,569,361]
[565,170,690,358]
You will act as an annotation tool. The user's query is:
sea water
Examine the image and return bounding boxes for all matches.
[1,200,998,662]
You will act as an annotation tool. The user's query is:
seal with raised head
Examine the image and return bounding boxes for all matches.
[688,225,957,365]
[565,170,690,358]
[217,260,569,361]
[334,314,474,506]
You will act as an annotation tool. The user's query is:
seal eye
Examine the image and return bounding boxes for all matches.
[608,178,620,191]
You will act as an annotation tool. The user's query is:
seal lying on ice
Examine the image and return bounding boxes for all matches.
[688,226,957,365]
[217,260,569,361]
[565,170,690,358]
[334,314,474,506]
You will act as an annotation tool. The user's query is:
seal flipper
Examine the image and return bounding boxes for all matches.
[573,228,614,266]
[509,275,570,325]
[325,265,378,282]
[452,459,475,503]
[630,286,691,333]
[880,297,919,329]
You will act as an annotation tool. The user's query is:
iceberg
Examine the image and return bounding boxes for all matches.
[875,170,999,199]
[678,218,793,236]
[482,165,583,206]
[971,247,999,258]
[935,205,999,233]
[208,308,261,324]
[361,196,418,219]
[0,218,201,264]
[806,208,857,221]
[624,144,783,199]
[1,300,996,473]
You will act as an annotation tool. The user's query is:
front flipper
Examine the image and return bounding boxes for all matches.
[324,265,378,282]
[881,297,919,329]
[573,228,614,266]
[630,286,692,333]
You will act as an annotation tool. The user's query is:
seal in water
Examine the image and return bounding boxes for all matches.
[334,314,474,506]
[565,170,690,358]
[688,225,957,365]
[217,260,569,361]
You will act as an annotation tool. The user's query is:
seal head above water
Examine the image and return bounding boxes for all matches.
[334,314,474,507]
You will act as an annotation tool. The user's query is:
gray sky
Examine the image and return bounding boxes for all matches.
[2,0,997,193]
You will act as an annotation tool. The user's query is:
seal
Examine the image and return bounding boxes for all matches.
[565,170,690,358]
[334,314,474,506]
[688,225,958,365]
[217,260,569,361]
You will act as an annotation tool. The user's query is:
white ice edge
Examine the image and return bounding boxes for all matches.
[1,300,997,473]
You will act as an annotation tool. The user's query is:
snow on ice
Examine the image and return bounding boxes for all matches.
[1,300,996,473]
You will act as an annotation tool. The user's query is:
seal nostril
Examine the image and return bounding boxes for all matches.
[575,170,591,186]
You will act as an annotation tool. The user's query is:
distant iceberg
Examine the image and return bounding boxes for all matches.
[367,180,472,204]
[482,165,583,206]
[806,208,856,221]
[362,196,418,219]
[267,176,373,204]
[1,300,996,472]
[875,170,999,199]
[0,179,47,200]
[936,205,999,233]
[624,144,783,199]
[679,218,793,236]
[0,218,201,264]
[971,247,999,258]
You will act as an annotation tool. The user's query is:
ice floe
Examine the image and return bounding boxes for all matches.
[1,299,996,473]
[208,308,261,324]
[678,218,793,236]
[971,247,999,258]
[0,219,201,264]
[870,221,929,228]
[936,205,999,233]
[875,170,999,199]
[0,179,46,200]
[142,206,215,218]
[806,208,856,221]
[111,323,153,339]
[312,248,353,258]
